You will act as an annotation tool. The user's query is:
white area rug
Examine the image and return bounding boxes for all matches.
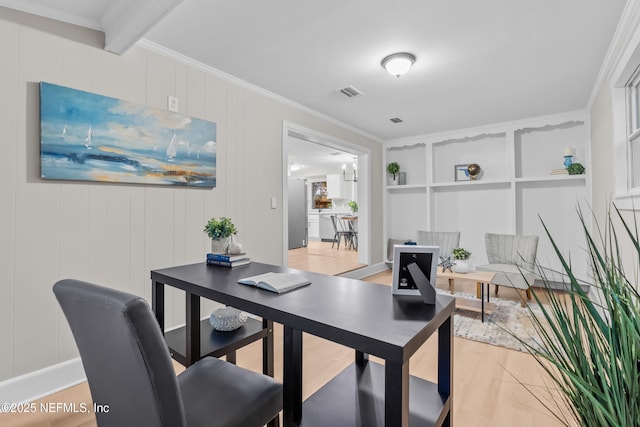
[436,289,546,352]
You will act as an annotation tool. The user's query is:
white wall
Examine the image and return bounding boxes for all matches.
[0,8,383,382]
[589,1,640,262]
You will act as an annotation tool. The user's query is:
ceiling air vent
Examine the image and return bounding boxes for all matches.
[390,117,403,123]
[339,85,363,98]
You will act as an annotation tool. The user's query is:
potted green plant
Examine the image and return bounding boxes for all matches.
[451,247,471,273]
[204,216,237,254]
[347,201,358,213]
[387,162,400,184]
[567,163,585,175]
[516,206,640,426]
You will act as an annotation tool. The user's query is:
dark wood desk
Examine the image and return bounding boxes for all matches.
[151,262,455,427]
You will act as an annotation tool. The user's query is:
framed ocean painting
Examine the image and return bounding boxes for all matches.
[39,82,216,187]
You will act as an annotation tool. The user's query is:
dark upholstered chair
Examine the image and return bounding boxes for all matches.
[53,279,282,427]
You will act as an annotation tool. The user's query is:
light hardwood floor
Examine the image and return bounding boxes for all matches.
[287,240,365,275]
[0,250,573,427]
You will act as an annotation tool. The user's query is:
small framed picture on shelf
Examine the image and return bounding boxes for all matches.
[454,164,470,181]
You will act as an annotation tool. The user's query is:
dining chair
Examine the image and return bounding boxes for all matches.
[53,279,282,427]
[476,233,539,306]
[330,215,352,249]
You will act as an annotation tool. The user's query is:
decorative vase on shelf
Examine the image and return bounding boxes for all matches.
[398,172,407,185]
[563,155,573,169]
[211,237,229,254]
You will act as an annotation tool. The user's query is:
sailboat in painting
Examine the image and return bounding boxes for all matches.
[84,126,92,149]
[166,132,177,160]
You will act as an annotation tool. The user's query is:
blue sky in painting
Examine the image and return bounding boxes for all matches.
[40,82,217,187]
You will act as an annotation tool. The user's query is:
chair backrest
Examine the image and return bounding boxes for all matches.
[53,279,186,427]
[331,215,350,233]
[416,231,461,258]
[484,233,539,271]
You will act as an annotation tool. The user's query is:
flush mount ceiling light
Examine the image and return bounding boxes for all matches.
[381,52,416,78]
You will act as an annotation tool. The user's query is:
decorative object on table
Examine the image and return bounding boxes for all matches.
[209,307,248,331]
[39,82,217,188]
[454,164,471,181]
[439,255,454,273]
[391,245,439,299]
[347,200,358,213]
[451,247,471,273]
[227,235,244,255]
[513,206,640,426]
[204,216,237,254]
[567,163,585,175]
[206,252,251,268]
[467,163,481,180]
[387,162,400,184]
[563,146,573,168]
[398,171,407,185]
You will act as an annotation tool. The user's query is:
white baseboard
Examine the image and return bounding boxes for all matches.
[338,262,389,280]
[0,358,86,405]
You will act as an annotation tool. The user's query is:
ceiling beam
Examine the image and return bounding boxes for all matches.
[102,0,183,55]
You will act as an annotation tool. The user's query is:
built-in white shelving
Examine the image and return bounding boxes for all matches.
[383,111,590,283]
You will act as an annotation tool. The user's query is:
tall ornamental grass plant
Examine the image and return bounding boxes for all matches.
[522,206,640,427]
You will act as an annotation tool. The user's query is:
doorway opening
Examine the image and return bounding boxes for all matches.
[282,122,369,276]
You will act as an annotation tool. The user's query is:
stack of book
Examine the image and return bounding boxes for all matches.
[550,168,568,175]
[206,253,251,267]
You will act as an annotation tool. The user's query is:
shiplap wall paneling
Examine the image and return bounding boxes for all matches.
[431,184,512,266]
[13,24,63,377]
[0,18,19,382]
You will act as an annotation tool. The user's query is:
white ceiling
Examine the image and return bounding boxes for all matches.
[0,0,627,142]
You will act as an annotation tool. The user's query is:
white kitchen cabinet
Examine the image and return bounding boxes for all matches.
[308,214,320,240]
[319,214,335,241]
[327,174,352,199]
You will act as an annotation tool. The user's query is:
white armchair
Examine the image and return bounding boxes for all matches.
[416,230,461,259]
[476,233,539,306]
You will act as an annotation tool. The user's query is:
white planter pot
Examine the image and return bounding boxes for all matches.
[452,260,470,274]
[211,237,229,254]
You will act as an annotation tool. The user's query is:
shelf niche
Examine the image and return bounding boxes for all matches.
[386,142,426,186]
[432,132,508,184]
[514,120,585,179]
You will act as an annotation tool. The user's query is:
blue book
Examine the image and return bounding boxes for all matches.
[206,259,251,268]
[206,253,248,262]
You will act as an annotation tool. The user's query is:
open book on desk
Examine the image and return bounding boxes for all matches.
[238,272,311,294]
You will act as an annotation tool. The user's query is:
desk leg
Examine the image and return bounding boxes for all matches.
[355,350,369,367]
[185,292,201,367]
[385,360,409,427]
[283,326,302,427]
[152,280,165,334]
[263,319,275,377]
[438,315,453,427]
